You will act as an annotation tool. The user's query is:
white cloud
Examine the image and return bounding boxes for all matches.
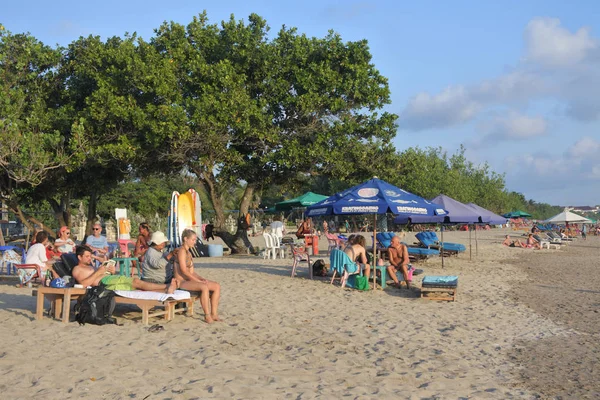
[398,86,480,130]
[524,17,598,67]
[473,112,548,148]
[567,136,600,158]
[397,17,600,131]
[505,136,600,181]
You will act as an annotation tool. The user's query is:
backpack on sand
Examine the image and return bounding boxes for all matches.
[312,259,328,277]
[75,285,117,326]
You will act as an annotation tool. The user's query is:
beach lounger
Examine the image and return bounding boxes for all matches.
[33,287,195,325]
[533,234,561,249]
[415,232,466,254]
[420,275,458,301]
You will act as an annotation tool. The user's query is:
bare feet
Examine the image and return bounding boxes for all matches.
[204,315,214,324]
[166,279,177,294]
[211,314,222,322]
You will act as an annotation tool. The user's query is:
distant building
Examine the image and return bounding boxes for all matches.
[567,205,600,214]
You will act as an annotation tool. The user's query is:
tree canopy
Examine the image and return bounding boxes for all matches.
[0,15,566,243]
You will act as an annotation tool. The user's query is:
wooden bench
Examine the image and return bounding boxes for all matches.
[420,276,458,302]
[32,286,196,325]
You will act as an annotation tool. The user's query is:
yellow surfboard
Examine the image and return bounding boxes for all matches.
[177,191,194,240]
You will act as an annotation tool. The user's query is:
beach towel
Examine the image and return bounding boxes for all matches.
[422,275,458,287]
[113,289,191,303]
[329,249,358,275]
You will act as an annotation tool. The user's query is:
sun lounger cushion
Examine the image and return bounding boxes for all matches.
[422,275,458,287]
[405,246,439,256]
[113,289,191,302]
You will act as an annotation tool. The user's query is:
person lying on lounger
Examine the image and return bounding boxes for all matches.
[502,235,526,248]
[173,229,222,324]
[72,245,177,293]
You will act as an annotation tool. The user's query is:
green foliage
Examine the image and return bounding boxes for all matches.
[0,28,67,196]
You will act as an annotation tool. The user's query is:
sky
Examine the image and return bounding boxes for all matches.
[3,0,600,206]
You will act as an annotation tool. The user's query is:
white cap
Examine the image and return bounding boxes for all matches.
[149,231,169,245]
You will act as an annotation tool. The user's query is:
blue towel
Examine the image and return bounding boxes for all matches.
[422,275,458,286]
[329,249,358,275]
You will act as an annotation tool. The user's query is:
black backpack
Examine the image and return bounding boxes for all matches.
[75,285,117,325]
[312,259,328,277]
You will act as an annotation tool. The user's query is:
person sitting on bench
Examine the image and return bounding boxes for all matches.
[387,234,411,289]
[72,245,176,293]
[173,229,222,324]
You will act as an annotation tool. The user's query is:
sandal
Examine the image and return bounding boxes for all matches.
[148,324,164,333]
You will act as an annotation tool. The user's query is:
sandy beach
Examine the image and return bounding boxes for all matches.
[0,228,598,399]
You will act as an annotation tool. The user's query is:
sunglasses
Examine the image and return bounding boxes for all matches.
[93,228,101,231]
[66,232,71,235]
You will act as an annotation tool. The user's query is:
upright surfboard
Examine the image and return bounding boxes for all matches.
[189,188,202,237]
[177,191,194,244]
[167,191,180,248]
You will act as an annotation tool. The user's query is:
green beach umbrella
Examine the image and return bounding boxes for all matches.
[275,192,329,211]
[502,210,532,218]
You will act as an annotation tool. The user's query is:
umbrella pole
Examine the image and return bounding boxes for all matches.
[441,224,445,269]
[469,225,472,261]
[475,227,478,257]
[372,214,377,290]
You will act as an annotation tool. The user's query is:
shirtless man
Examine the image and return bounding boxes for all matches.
[502,235,526,248]
[387,235,411,289]
[173,229,221,323]
[72,245,176,293]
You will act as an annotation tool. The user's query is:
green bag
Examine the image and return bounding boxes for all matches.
[355,275,370,291]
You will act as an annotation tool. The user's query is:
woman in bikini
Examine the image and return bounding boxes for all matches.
[173,229,221,323]
[526,234,542,250]
[135,222,152,261]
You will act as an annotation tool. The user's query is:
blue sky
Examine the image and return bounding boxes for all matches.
[4,0,600,206]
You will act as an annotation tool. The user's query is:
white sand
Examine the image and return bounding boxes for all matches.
[0,228,596,399]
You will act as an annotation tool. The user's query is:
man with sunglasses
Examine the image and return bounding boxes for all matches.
[86,222,109,263]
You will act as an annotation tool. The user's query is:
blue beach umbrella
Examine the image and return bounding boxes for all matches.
[306,177,448,288]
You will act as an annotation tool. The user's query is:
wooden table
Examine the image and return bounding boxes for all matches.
[33,286,86,324]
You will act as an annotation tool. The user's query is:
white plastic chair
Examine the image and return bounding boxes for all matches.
[269,233,285,259]
[262,233,275,259]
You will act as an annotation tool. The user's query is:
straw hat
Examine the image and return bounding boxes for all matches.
[149,231,169,245]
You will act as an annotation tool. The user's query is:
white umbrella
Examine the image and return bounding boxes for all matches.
[544,209,593,224]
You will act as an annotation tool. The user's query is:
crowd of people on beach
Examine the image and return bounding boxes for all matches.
[20,222,222,324]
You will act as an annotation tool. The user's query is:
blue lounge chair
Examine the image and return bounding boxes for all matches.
[375,232,439,261]
[415,232,466,254]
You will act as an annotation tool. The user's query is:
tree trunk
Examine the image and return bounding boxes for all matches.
[6,202,57,238]
[48,192,71,228]
[86,189,98,236]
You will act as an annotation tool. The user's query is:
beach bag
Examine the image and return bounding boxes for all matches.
[355,275,369,291]
[75,285,117,326]
[312,259,328,277]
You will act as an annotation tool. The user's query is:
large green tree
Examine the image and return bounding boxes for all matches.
[0,26,77,234]
[136,13,397,252]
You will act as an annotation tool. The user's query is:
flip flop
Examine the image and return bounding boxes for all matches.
[148,324,164,333]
